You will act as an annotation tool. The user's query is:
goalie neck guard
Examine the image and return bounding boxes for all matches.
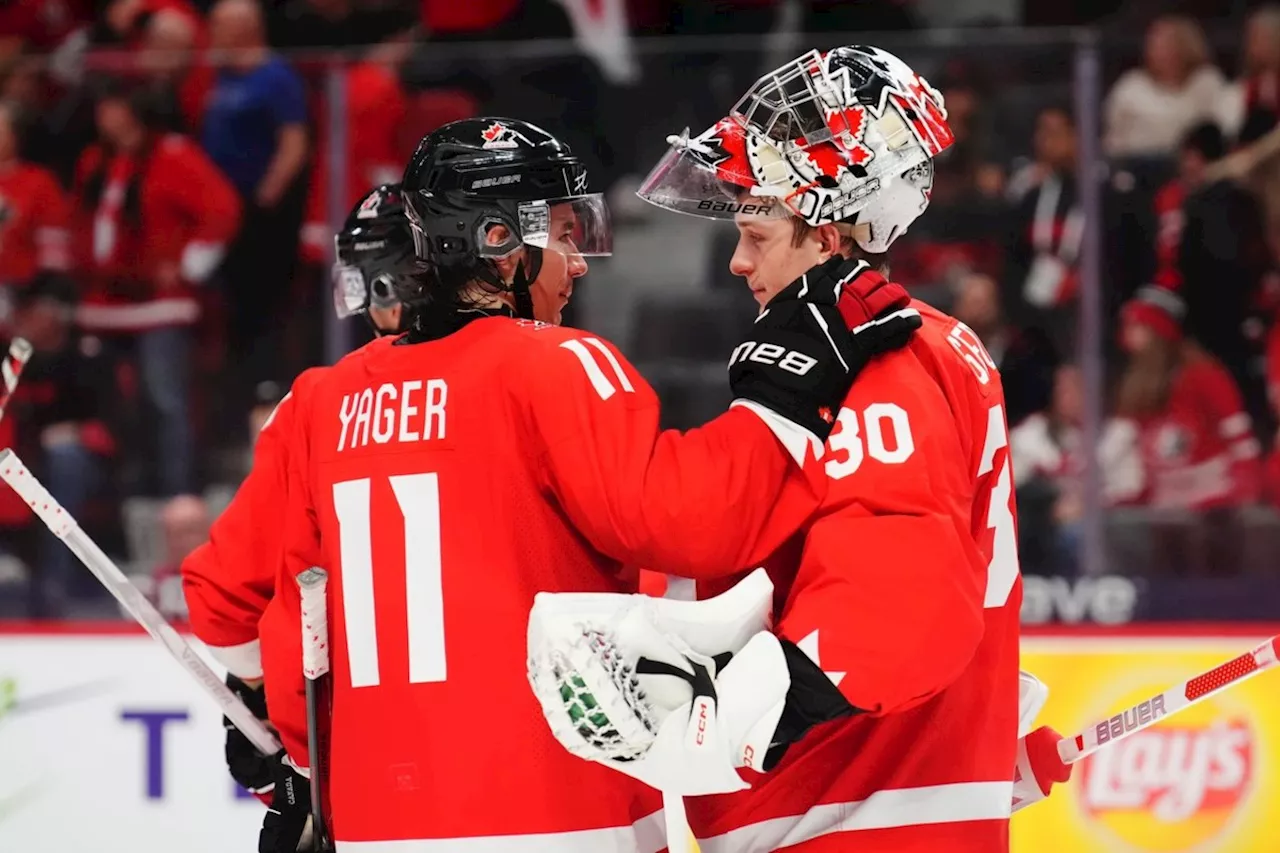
[637,46,952,248]
[399,117,611,319]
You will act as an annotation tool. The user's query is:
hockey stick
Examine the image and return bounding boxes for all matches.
[1011,635,1280,814]
[1056,634,1280,765]
[0,448,282,756]
[0,338,33,423]
[297,567,334,852]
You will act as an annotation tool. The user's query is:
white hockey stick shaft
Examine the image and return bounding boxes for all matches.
[0,338,33,422]
[0,448,282,756]
[1057,634,1280,765]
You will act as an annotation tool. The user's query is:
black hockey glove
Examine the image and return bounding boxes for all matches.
[258,752,313,853]
[728,256,921,441]
[225,673,275,800]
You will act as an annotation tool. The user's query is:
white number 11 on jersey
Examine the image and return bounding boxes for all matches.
[332,473,446,688]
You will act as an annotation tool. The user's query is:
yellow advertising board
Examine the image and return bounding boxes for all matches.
[1013,631,1280,853]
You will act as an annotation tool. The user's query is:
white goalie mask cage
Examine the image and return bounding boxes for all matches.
[638,46,954,249]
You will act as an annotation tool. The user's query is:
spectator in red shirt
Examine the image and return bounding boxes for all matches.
[1114,286,1262,511]
[1,272,117,616]
[0,0,89,58]
[1113,287,1263,576]
[74,78,240,497]
[0,100,72,322]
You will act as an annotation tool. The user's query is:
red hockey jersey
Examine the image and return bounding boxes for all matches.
[263,317,829,850]
[684,301,1023,853]
[1130,356,1261,509]
[181,367,326,678]
[0,161,71,289]
[73,134,240,331]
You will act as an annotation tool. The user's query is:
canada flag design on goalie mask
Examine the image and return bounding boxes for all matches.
[718,45,953,225]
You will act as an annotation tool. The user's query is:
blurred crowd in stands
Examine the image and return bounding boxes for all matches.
[2,0,1280,618]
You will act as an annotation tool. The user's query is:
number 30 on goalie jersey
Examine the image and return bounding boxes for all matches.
[773,303,1022,718]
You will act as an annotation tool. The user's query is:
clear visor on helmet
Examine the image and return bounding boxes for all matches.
[331,262,368,319]
[636,129,788,222]
[477,193,613,260]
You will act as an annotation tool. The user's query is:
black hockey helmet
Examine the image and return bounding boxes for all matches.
[400,117,611,318]
[333,183,419,323]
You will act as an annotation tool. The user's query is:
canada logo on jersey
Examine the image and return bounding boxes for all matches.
[1076,686,1256,852]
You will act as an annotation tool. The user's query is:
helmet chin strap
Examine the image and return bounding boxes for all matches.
[511,246,543,321]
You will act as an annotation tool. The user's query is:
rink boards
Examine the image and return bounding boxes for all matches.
[1,623,1277,853]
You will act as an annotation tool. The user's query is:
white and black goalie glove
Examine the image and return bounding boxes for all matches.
[527,570,790,795]
[728,257,921,447]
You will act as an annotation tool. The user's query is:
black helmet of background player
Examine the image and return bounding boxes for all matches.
[333,183,418,336]
[399,117,611,323]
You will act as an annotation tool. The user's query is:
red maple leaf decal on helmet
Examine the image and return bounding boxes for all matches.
[481,122,506,143]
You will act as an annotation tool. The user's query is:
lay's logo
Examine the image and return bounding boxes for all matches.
[1077,698,1255,851]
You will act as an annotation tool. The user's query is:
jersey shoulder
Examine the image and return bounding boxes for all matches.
[907,299,1005,402]
[840,299,1005,461]
[499,319,634,386]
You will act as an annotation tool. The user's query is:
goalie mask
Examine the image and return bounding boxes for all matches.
[638,45,953,253]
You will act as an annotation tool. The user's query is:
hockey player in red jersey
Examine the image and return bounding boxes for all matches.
[254,116,925,853]
[180,183,419,800]
[532,46,1069,852]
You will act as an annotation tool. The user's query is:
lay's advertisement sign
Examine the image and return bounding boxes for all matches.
[1013,632,1280,853]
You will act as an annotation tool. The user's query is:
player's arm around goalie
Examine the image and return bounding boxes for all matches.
[529,334,995,796]
[514,259,919,580]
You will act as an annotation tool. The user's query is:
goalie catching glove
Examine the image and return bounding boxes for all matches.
[527,569,793,795]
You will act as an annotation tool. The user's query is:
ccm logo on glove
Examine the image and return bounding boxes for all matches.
[729,342,818,375]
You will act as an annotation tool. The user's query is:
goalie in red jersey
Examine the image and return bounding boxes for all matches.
[180,182,418,800]
[253,116,925,853]
[530,46,1070,853]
